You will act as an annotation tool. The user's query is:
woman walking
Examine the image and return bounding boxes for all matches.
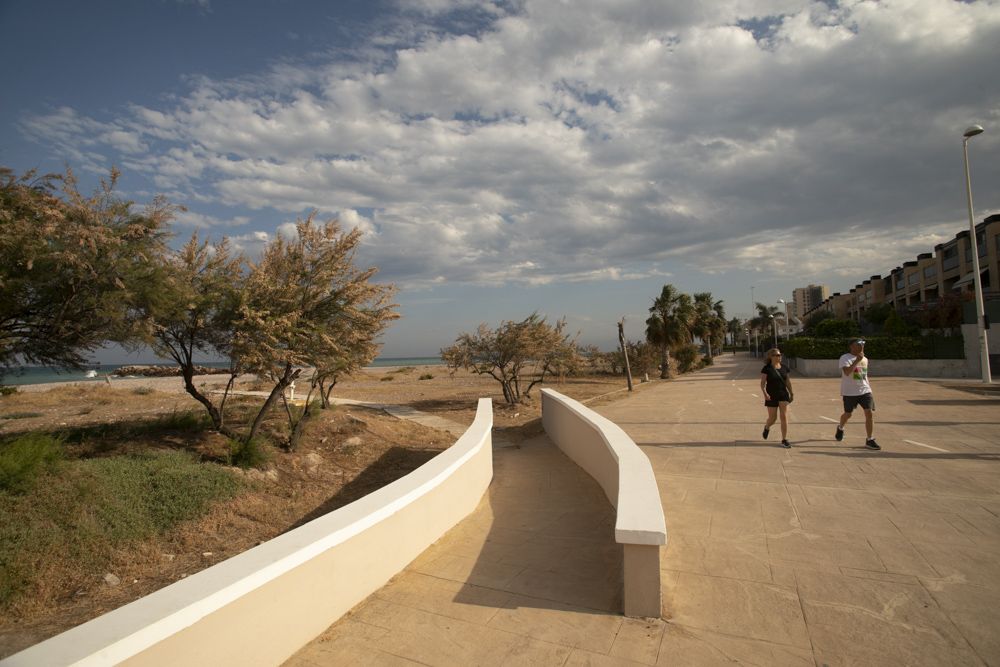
[760,348,793,448]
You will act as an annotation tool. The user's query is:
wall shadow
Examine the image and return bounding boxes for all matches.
[442,436,626,618]
[285,446,441,532]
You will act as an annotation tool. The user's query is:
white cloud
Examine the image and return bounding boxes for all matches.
[18,0,1000,293]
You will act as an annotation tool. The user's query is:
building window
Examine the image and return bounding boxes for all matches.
[907,273,919,285]
[923,266,936,279]
[943,246,959,271]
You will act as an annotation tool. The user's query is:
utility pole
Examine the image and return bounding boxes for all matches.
[618,317,634,392]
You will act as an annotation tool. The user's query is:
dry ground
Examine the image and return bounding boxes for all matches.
[0,364,640,657]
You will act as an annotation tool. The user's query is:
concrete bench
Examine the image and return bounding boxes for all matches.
[3,399,494,667]
[540,389,666,618]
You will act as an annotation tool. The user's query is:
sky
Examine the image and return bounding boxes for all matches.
[2,0,999,360]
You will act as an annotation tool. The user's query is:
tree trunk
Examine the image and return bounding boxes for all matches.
[618,319,633,391]
[180,365,239,439]
[659,346,670,379]
[246,364,300,445]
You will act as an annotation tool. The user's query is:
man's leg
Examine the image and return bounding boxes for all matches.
[863,408,874,439]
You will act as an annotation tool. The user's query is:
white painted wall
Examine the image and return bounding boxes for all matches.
[2,399,494,667]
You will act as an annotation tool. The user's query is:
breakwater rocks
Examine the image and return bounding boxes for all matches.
[112,365,231,378]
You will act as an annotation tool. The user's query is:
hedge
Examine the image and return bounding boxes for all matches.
[782,335,964,360]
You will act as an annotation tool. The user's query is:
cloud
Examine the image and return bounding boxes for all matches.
[18,0,1000,292]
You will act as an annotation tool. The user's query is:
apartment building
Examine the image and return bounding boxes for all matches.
[791,284,830,320]
[807,213,1000,322]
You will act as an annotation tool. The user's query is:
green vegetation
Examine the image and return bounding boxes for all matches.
[0,433,64,494]
[380,375,395,381]
[0,450,243,609]
[783,335,964,359]
[228,437,270,469]
[418,373,434,380]
[1,411,43,420]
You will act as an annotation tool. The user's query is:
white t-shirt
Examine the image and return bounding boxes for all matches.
[839,353,871,396]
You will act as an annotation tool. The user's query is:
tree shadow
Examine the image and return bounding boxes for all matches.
[908,399,1000,406]
[799,450,1000,461]
[285,446,441,531]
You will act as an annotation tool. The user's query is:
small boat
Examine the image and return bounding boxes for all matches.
[85,370,99,378]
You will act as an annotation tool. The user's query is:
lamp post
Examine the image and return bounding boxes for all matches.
[769,314,778,348]
[962,124,992,384]
[777,299,789,340]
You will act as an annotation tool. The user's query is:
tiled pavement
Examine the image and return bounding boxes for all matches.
[287,354,1000,666]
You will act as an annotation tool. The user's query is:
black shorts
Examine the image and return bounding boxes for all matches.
[843,393,875,413]
[764,392,790,408]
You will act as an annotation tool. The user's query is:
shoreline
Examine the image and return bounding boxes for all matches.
[6,363,448,394]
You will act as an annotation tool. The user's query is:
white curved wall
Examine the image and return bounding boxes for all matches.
[2,398,494,667]
[541,388,665,618]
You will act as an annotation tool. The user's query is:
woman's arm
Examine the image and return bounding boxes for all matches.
[760,373,770,399]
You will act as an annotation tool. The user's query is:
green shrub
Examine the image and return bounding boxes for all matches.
[0,386,18,397]
[228,437,269,469]
[380,375,395,382]
[812,319,860,337]
[783,335,964,359]
[132,386,155,395]
[0,433,64,494]
[418,373,434,380]
[1,412,43,420]
[674,344,700,373]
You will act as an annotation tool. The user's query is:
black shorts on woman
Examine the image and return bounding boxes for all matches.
[761,363,791,407]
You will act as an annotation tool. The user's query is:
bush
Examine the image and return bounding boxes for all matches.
[228,437,269,469]
[812,319,860,337]
[380,375,395,382]
[0,386,18,396]
[783,335,964,359]
[1,411,43,420]
[674,344,701,373]
[0,433,64,493]
[132,386,155,395]
[418,373,434,380]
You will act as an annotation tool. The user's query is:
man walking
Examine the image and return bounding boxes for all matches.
[835,338,881,450]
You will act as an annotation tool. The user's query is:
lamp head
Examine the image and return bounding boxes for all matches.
[964,125,984,138]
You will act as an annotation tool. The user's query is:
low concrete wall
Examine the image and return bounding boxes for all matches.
[540,389,666,618]
[791,357,971,378]
[3,399,494,667]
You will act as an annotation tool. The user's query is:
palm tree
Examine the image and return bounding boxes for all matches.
[646,285,693,378]
[692,293,726,359]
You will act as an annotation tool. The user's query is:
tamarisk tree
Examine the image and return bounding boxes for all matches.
[234,216,397,449]
[441,313,578,405]
[0,167,171,379]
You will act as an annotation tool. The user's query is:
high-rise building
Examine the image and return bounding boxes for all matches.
[792,284,830,320]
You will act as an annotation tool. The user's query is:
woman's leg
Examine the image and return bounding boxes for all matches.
[778,402,789,439]
[765,406,778,428]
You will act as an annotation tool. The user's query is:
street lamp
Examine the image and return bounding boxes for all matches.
[962,124,992,383]
[768,314,778,348]
[777,299,790,340]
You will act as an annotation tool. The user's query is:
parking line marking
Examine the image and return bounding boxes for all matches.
[750,393,759,398]
[820,416,838,423]
[904,439,949,453]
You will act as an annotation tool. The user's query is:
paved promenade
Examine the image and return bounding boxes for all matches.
[287,354,1000,666]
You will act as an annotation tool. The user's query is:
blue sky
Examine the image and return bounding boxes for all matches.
[2,0,999,360]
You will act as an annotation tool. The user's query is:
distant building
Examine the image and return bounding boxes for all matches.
[792,284,830,320]
[806,213,1000,322]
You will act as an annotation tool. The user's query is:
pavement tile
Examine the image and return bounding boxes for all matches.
[662,534,771,583]
[661,570,810,648]
[376,571,512,625]
[922,579,1000,662]
[350,598,535,666]
[663,506,713,538]
[487,594,624,653]
[808,624,984,667]
[713,478,789,501]
[795,569,967,649]
[410,552,525,589]
[565,649,648,666]
[914,542,1000,590]
[865,535,940,578]
[608,618,665,665]
[798,485,889,511]
[766,531,882,570]
[655,622,814,666]
[889,512,978,545]
[793,505,903,538]
[708,505,766,539]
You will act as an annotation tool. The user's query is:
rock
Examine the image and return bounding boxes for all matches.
[202,552,213,557]
[345,436,362,447]
[305,452,324,472]
[103,573,121,587]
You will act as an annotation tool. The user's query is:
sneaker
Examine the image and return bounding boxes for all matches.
[835,426,844,441]
[781,439,791,448]
[865,438,881,450]
[762,427,770,440]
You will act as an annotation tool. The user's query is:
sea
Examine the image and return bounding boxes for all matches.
[1,357,444,386]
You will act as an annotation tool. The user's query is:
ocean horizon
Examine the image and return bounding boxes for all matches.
[1,357,444,387]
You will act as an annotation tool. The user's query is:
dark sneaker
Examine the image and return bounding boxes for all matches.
[865,439,881,450]
[835,426,844,441]
[762,427,770,440]
[781,439,791,448]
